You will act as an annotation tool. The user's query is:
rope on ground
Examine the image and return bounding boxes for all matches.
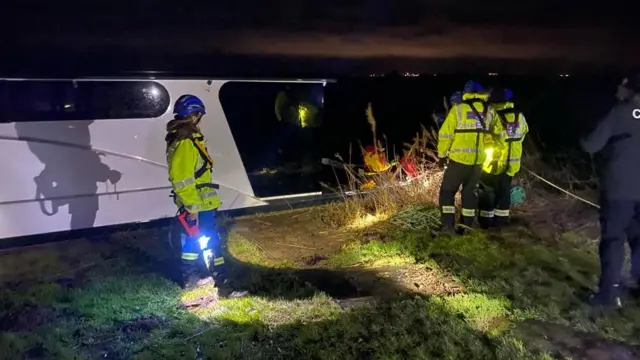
[523,167,600,209]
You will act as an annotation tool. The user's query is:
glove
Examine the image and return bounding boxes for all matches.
[437,157,448,169]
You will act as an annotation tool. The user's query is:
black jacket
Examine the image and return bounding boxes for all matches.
[580,100,640,199]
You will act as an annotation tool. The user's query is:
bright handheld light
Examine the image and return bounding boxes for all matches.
[198,235,211,250]
[484,147,494,158]
[482,147,495,173]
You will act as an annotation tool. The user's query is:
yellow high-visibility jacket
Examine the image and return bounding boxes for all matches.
[167,130,221,213]
[438,92,493,165]
[483,102,529,176]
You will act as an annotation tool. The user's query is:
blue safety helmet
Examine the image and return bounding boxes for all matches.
[450,91,462,105]
[463,81,476,93]
[173,94,206,118]
[463,80,485,94]
[504,88,514,101]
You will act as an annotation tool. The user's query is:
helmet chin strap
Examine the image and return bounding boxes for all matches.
[194,113,203,126]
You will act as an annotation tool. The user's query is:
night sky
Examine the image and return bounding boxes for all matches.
[4,1,639,75]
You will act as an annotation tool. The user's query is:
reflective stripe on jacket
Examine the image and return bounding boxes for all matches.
[167,131,221,213]
[483,102,529,176]
[438,92,493,165]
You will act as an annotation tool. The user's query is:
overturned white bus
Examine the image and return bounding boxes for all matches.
[0,77,331,240]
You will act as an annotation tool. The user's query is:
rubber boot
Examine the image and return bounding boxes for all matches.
[588,283,622,310]
[434,213,456,236]
[457,216,475,235]
[478,216,493,230]
[494,216,509,230]
[183,274,214,291]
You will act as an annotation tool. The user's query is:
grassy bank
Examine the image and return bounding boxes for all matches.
[2,123,639,359]
[2,204,640,360]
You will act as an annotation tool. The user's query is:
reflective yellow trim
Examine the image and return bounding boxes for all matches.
[495,209,510,217]
[201,191,218,199]
[449,148,479,154]
[172,177,195,190]
[213,257,225,266]
[462,208,476,217]
[181,253,199,261]
[442,206,456,214]
[456,123,485,130]
[479,210,494,218]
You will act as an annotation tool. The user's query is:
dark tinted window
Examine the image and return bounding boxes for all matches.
[1,80,170,122]
[219,81,327,198]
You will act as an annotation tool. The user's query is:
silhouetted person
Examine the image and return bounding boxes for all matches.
[17,121,121,231]
[580,73,640,308]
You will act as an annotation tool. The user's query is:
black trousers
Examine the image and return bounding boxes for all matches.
[478,173,513,229]
[439,160,481,229]
[598,199,640,296]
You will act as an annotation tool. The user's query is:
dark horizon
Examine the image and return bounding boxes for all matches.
[0,51,634,79]
[4,1,638,78]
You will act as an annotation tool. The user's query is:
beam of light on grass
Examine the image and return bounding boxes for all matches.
[185,292,343,326]
[347,212,392,230]
[439,293,513,335]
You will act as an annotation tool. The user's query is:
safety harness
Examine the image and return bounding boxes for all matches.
[495,108,523,175]
[166,132,219,207]
[456,99,488,165]
[190,134,214,179]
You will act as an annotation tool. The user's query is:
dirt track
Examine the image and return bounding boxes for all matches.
[232,209,349,266]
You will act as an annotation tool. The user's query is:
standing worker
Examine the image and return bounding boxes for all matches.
[478,88,529,229]
[436,81,493,234]
[580,74,640,308]
[166,94,225,290]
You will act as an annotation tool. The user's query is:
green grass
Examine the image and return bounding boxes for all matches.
[2,218,640,359]
[226,231,294,268]
[328,239,417,267]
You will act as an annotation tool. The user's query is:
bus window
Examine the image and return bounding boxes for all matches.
[2,80,170,122]
[220,81,326,197]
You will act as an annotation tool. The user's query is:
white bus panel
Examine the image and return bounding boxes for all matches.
[0,78,327,239]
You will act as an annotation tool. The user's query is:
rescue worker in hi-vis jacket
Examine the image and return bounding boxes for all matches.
[478,88,529,229]
[436,81,493,235]
[166,94,224,290]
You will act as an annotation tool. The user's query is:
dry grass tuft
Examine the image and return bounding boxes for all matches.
[320,103,601,238]
[319,126,445,230]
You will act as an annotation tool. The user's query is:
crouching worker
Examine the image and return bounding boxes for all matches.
[478,88,529,229]
[166,94,225,290]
